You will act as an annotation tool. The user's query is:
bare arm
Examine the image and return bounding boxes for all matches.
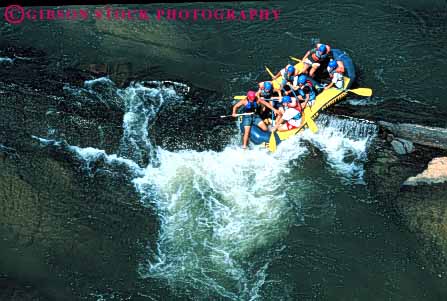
[272,69,283,80]
[324,82,334,90]
[258,99,279,115]
[301,94,310,109]
[302,50,310,61]
[337,60,345,73]
[232,100,246,116]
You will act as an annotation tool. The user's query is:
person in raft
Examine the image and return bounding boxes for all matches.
[297,75,317,109]
[271,96,304,132]
[324,60,344,90]
[272,64,298,93]
[300,43,332,77]
[232,90,280,149]
[256,81,280,101]
[256,81,282,121]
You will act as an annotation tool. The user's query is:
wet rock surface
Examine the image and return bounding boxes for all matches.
[0,136,167,300]
[379,121,447,151]
[151,85,236,152]
[391,137,414,155]
[365,127,447,274]
[0,45,189,300]
[404,157,447,186]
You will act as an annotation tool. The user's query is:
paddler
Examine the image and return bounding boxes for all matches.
[256,81,279,101]
[232,90,280,149]
[256,81,282,117]
[271,96,303,132]
[272,64,298,92]
[297,75,317,109]
[324,60,344,90]
[301,43,332,77]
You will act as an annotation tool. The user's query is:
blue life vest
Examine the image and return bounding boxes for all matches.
[283,71,295,83]
[315,51,330,60]
[298,82,316,100]
[245,99,258,113]
[292,110,302,120]
[260,88,273,99]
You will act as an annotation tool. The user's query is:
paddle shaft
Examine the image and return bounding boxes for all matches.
[221,112,253,118]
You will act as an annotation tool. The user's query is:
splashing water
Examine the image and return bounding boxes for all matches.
[33,77,378,300]
[133,145,306,299]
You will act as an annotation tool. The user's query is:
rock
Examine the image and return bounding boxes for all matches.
[404,157,447,186]
[379,121,447,151]
[394,186,447,274]
[0,143,165,300]
[391,138,414,155]
[365,137,447,274]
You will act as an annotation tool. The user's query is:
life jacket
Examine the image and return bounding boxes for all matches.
[260,88,273,99]
[285,107,302,120]
[328,66,344,78]
[328,67,337,78]
[285,101,302,113]
[298,81,316,99]
[328,63,345,75]
[282,70,295,83]
[311,44,332,62]
[244,98,259,113]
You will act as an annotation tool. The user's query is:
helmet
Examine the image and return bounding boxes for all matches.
[264,81,272,91]
[282,96,291,103]
[287,65,295,74]
[328,60,337,69]
[247,90,256,101]
[298,75,307,84]
[318,44,327,54]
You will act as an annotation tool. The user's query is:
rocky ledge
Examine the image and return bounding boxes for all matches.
[404,157,447,186]
[364,119,447,275]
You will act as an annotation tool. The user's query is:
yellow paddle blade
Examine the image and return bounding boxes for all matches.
[233,95,245,100]
[303,107,318,133]
[265,66,275,78]
[348,88,372,97]
[269,132,277,152]
[290,56,301,62]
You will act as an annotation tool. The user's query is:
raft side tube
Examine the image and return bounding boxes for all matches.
[240,123,273,145]
[332,48,356,88]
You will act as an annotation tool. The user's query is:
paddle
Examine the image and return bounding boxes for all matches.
[344,88,372,97]
[265,66,318,134]
[290,56,302,62]
[234,96,281,101]
[289,88,318,133]
[207,112,254,119]
[269,131,277,152]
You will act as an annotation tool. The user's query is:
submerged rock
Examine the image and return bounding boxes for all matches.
[395,186,447,276]
[0,45,180,300]
[391,137,414,155]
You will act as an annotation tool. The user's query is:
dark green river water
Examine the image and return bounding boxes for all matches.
[1,0,447,300]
